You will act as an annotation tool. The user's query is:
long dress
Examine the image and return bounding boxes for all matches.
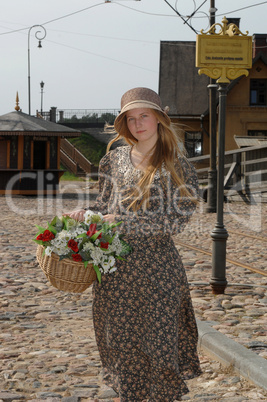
[90,145,201,402]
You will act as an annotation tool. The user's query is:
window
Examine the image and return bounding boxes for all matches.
[248,130,267,137]
[250,79,267,106]
[184,132,202,158]
[33,141,46,169]
[0,140,7,169]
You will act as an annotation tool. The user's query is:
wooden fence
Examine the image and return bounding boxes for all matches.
[189,144,267,199]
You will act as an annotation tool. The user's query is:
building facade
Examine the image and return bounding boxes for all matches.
[159,34,267,159]
[0,110,80,195]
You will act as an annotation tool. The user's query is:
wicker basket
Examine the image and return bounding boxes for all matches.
[36,245,97,293]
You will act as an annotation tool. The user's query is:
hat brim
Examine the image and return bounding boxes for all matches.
[114,101,171,132]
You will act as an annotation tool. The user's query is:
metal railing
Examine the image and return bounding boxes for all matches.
[37,109,120,123]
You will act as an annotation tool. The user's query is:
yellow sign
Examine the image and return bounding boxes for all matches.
[196,17,252,83]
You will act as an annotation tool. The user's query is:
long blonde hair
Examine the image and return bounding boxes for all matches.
[106,109,197,211]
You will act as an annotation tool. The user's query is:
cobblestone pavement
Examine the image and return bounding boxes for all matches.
[0,181,266,401]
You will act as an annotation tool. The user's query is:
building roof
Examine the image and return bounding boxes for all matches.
[234,136,267,148]
[0,111,81,137]
[159,41,210,117]
[159,40,267,119]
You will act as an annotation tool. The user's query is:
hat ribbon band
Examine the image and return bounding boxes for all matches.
[121,100,163,114]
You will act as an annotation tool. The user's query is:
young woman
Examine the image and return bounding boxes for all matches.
[66,87,201,401]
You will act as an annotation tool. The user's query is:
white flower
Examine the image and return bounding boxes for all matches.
[82,242,95,252]
[109,266,117,274]
[45,247,52,256]
[73,227,86,236]
[56,230,72,241]
[37,212,130,283]
[84,210,104,225]
[101,261,111,273]
[90,246,105,265]
[108,234,123,255]
[84,210,95,224]
[108,255,115,268]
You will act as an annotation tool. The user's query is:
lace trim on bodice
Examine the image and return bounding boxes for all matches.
[116,146,169,185]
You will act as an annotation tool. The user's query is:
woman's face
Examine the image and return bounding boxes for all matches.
[126,108,159,145]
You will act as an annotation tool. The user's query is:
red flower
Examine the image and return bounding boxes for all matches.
[72,253,83,262]
[37,230,54,242]
[100,241,109,249]
[68,239,79,252]
[87,223,97,237]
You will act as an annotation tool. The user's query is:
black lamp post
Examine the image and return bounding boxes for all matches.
[206,0,218,213]
[28,25,47,115]
[40,81,45,116]
[210,82,229,294]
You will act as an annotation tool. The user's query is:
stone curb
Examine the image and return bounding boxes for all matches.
[197,319,267,392]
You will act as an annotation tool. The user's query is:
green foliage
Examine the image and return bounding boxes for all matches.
[63,113,116,124]
[60,169,84,181]
[68,131,106,166]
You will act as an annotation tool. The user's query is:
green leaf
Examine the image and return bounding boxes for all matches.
[116,255,126,261]
[50,216,59,226]
[110,232,117,243]
[120,239,133,255]
[80,249,91,260]
[109,221,122,228]
[84,261,89,268]
[77,233,87,238]
[101,222,111,232]
[91,230,103,242]
[93,264,102,283]
[35,224,46,233]
[51,216,64,231]
[61,215,70,230]
[47,223,57,235]
[33,239,44,245]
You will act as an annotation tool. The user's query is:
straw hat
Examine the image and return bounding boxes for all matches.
[114,87,170,132]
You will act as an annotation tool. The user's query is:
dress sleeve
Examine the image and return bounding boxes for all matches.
[115,158,199,237]
[89,151,114,215]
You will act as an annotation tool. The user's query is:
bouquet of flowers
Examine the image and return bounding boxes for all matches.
[34,210,132,285]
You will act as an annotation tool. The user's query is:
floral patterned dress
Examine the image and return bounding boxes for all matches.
[90,145,201,401]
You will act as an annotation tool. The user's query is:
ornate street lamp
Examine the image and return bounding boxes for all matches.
[196,17,252,294]
[28,25,47,115]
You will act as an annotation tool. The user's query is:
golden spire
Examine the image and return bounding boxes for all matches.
[15,91,21,111]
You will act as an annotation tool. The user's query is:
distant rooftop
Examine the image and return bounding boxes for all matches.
[159,40,210,117]
[0,111,81,137]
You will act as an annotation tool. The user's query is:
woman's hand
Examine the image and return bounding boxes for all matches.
[103,214,116,223]
[63,209,86,221]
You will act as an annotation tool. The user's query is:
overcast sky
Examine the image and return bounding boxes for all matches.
[1,0,267,117]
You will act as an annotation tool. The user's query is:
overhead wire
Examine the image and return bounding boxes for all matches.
[190,0,267,19]
[41,28,159,44]
[1,0,267,36]
[41,2,105,26]
[112,0,267,20]
[184,0,207,23]
[162,0,198,34]
[0,2,105,36]
[1,0,267,59]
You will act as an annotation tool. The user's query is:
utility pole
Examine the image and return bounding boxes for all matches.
[205,0,217,213]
